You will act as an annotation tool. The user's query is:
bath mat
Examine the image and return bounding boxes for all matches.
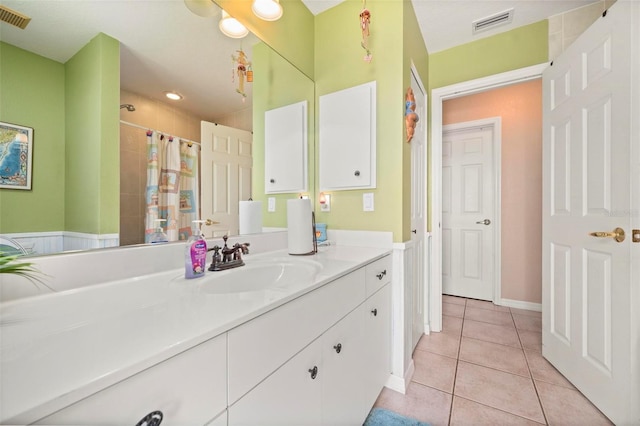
[363,407,431,426]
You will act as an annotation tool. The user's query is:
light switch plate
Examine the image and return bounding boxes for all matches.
[363,193,374,212]
[268,197,276,212]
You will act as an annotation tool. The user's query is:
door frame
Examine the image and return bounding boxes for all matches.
[409,63,428,344]
[442,117,502,303]
[429,62,547,332]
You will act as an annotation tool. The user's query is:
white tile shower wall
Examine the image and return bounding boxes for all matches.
[0,232,288,303]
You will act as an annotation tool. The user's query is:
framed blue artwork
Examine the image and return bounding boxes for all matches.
[0,122,33,190]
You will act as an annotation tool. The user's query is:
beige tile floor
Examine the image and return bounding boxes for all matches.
[373,295,613,425]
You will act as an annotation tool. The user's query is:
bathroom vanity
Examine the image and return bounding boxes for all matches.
[0,245,391,425]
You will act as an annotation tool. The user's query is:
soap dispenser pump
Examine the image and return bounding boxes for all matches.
[185,220,207,279]
[149,219,169,244]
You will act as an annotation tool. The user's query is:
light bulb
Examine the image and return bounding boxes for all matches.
[252,0,283,21]
[219,10,249,38]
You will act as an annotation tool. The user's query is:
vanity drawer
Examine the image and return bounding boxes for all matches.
[365,255,391,297]
[227,267,365,404]
[34,334,227,426]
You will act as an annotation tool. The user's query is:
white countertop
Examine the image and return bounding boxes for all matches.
[0,245,390,424]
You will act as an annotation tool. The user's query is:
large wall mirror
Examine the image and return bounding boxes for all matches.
[0,0,314,256]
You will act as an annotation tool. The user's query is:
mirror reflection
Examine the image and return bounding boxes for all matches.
[0,0,314,256]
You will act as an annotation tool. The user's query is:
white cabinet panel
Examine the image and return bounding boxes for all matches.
[319,81,376,191]
[362,284,391,408]
[228,269,365,404]
[321,306,368,425]
[264,101,308,194]
[34,334,227,426]
[365,255,391,297]
[228,339,323,426]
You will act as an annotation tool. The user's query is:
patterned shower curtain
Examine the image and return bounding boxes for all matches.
[144,131,199,242]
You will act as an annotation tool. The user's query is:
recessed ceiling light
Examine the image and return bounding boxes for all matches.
[165,91,183,101]
[219,10,249,38]
[252,0,283,21]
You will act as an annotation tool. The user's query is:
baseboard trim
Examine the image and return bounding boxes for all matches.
[385,360,415,395]
[498,298,542,312]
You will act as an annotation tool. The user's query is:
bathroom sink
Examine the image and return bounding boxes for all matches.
[196,258,323,294]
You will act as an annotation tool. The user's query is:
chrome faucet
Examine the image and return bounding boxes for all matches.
[208,235,250,271]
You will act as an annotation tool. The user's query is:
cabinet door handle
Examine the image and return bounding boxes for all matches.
[371,308,378,316]
[354,170,361,177]
[308,366,318,379]
[376,270,387,280]
[269,178,275,183]
[136,410,163,426]
[333,343,342,354]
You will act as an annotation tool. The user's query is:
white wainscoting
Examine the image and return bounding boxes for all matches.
[2,232,119,255]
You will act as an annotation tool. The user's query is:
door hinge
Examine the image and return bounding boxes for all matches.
[633,229,640,243]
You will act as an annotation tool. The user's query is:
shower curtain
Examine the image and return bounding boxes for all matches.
[144,131,199,242]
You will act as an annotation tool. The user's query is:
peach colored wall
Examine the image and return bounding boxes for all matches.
[443,79,542,304]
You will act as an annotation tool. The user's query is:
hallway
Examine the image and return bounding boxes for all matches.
[373,296,612,425]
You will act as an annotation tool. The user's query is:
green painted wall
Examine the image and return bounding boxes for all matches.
[214,0,315,79]
[402,0,429,242]
[65,33,120,234]
[428,21,549,90]
[0,42,66,233]
[314,0,427,242]
[252,42,315,228]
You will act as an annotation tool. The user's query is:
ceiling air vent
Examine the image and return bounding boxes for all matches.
[0,5,31,29]
[472,8,513,35]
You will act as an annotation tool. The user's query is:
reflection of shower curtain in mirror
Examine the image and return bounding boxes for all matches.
[144,131,199,242]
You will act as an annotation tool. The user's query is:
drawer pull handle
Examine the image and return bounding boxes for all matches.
[308,366,318,379]
[376,270,387,280]
[270,178,275,183]
[371,308,378,316]
[333,343,342,354]
[136,410,163,426]
[354,170,361,177]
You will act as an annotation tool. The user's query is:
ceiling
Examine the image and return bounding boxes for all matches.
[0,0,600,121]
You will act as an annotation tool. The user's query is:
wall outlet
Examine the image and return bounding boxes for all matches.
[268,197,276,212]
[320,194,331,212]
[363,193,374,212]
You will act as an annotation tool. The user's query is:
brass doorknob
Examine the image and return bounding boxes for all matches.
[205,219,220,226]
[589,227,625,243]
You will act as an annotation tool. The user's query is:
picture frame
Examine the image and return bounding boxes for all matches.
[0,121,34,190]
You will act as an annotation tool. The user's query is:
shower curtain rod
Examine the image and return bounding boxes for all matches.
[119,120,201,147]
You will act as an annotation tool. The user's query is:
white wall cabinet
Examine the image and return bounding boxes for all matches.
[228,257,391,426]
[319,81,376,191]
[264,101,308,194]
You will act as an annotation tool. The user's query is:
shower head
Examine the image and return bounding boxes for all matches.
[120,104,135,112]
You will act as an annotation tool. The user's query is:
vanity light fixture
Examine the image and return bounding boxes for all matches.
[219,10,249,38]
[165,91,183,101]
[252,0,283,21]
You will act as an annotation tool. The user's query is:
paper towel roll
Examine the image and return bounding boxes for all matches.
[239,200,263,235]
[287,198,314,255]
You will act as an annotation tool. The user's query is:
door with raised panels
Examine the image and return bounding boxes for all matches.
[201,121,252,237]
[542,2,638,424]
[442,125,495,301]
[410,69,427,348]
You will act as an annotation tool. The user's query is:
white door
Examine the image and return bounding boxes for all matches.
[410,69,427,349]
[542,2,639,424]
[200,121,252,238]
[442,123,496,301]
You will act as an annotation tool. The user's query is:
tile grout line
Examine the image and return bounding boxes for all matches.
[512,308,550,426]
[447,299,465,426]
